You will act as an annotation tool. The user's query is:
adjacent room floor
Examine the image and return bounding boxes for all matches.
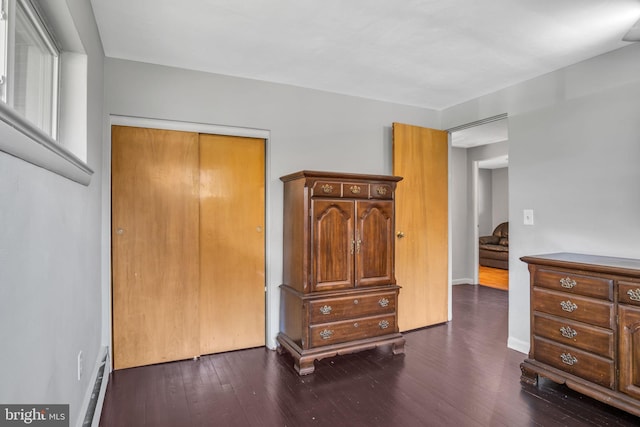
[479,265,509,291]
[100,285,637,426]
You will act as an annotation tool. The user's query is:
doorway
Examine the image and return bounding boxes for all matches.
[449,116,509,289]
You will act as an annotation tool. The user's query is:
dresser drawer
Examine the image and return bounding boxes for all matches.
[533,337,615,389]
[534,268,613,300]
[308,314,396,348]
[309,291,396,324]
[619,280,640,307]
[533,288,614,329]
[533,312,614,358]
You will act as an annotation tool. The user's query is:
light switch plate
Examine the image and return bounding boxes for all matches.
[523,209,534,225]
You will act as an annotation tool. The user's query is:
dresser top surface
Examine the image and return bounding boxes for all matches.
[521,252,640,276]
[280,170,403,183]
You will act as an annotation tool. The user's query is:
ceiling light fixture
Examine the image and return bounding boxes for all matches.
[623,17,640,41]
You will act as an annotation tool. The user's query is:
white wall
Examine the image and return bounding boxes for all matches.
[477,169,493,235]
[442,43,640,353]
[102,58,440,350]
[492,167,508,227]
[0,1,105,425]
[450,147,469,284]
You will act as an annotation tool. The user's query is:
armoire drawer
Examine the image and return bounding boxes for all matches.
[308,291,396,324]
[311,181,342,197]
[619,281,640,307]
[533,337,615,389]
[533,287,614,329]
[308,314,396,348]
[342,182,370,198]
[370,183,394,199]
[534,268,613,300]
[533,312,614,358]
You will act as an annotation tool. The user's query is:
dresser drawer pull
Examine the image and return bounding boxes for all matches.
[560,326,578,339]
[378,320,390,329]
[560,277,577,289]
[376,186,388,196]
[319,329,334,340]
[353,322,359,328]
[560,353,578,366]
[319,305,332,315]
[627,289,640,301]
[353,299,359,305]
[349,185,361,194]
[560,300,578,312]
[321,184,334,194]
[378,298,390,308]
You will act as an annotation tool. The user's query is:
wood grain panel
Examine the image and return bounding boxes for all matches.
[199,134,265,354]
[112,125,200,370]
[393,123,449,331]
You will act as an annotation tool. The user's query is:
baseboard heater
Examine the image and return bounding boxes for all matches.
[82,348,109,427]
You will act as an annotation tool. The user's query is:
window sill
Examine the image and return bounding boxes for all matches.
[0,102,93,185]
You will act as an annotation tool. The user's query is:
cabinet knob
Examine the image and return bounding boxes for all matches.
[319,305,332,315]
[560,300,578,313]
[627,289,640,301]
[560,353,578,366]
[396,231,405,238]
[560,326,578,339]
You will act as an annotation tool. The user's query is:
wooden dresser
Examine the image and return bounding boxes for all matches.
[277,171,405,375]
[521,252,640,416]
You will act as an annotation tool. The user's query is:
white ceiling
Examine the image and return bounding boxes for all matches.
[91,0,640,110]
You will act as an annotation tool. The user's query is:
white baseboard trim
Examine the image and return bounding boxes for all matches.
[452,278,473,285]
[77,346,110,427]
[507,337,529,355]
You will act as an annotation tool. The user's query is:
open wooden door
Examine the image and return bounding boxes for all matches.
[393,123,448,331]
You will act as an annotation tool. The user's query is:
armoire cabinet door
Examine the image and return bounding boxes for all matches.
[356,200,395,287]
[311,200,354,292]
[619,304,640,400]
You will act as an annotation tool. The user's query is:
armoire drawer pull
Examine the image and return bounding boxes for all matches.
[378,320,390,329]
[560,353,578,366]
[321,184,333,194]
[376,187,388,196]
[628,289,640,301]
[560,277,577,288]
[560,326,578,339]
[319,329,334,340]
[353,299,359,305]
[349,185,361,194]
[319,305,332,315]
[560,300,578,312]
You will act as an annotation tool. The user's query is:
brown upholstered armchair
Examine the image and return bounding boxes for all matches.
[479,222,509,270]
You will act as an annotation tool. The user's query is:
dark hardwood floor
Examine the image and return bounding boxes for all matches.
[100,285,638,426]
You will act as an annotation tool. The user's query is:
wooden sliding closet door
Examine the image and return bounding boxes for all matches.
[393,123,448,331]
[112,126,200,370]
[199,134,265,354]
